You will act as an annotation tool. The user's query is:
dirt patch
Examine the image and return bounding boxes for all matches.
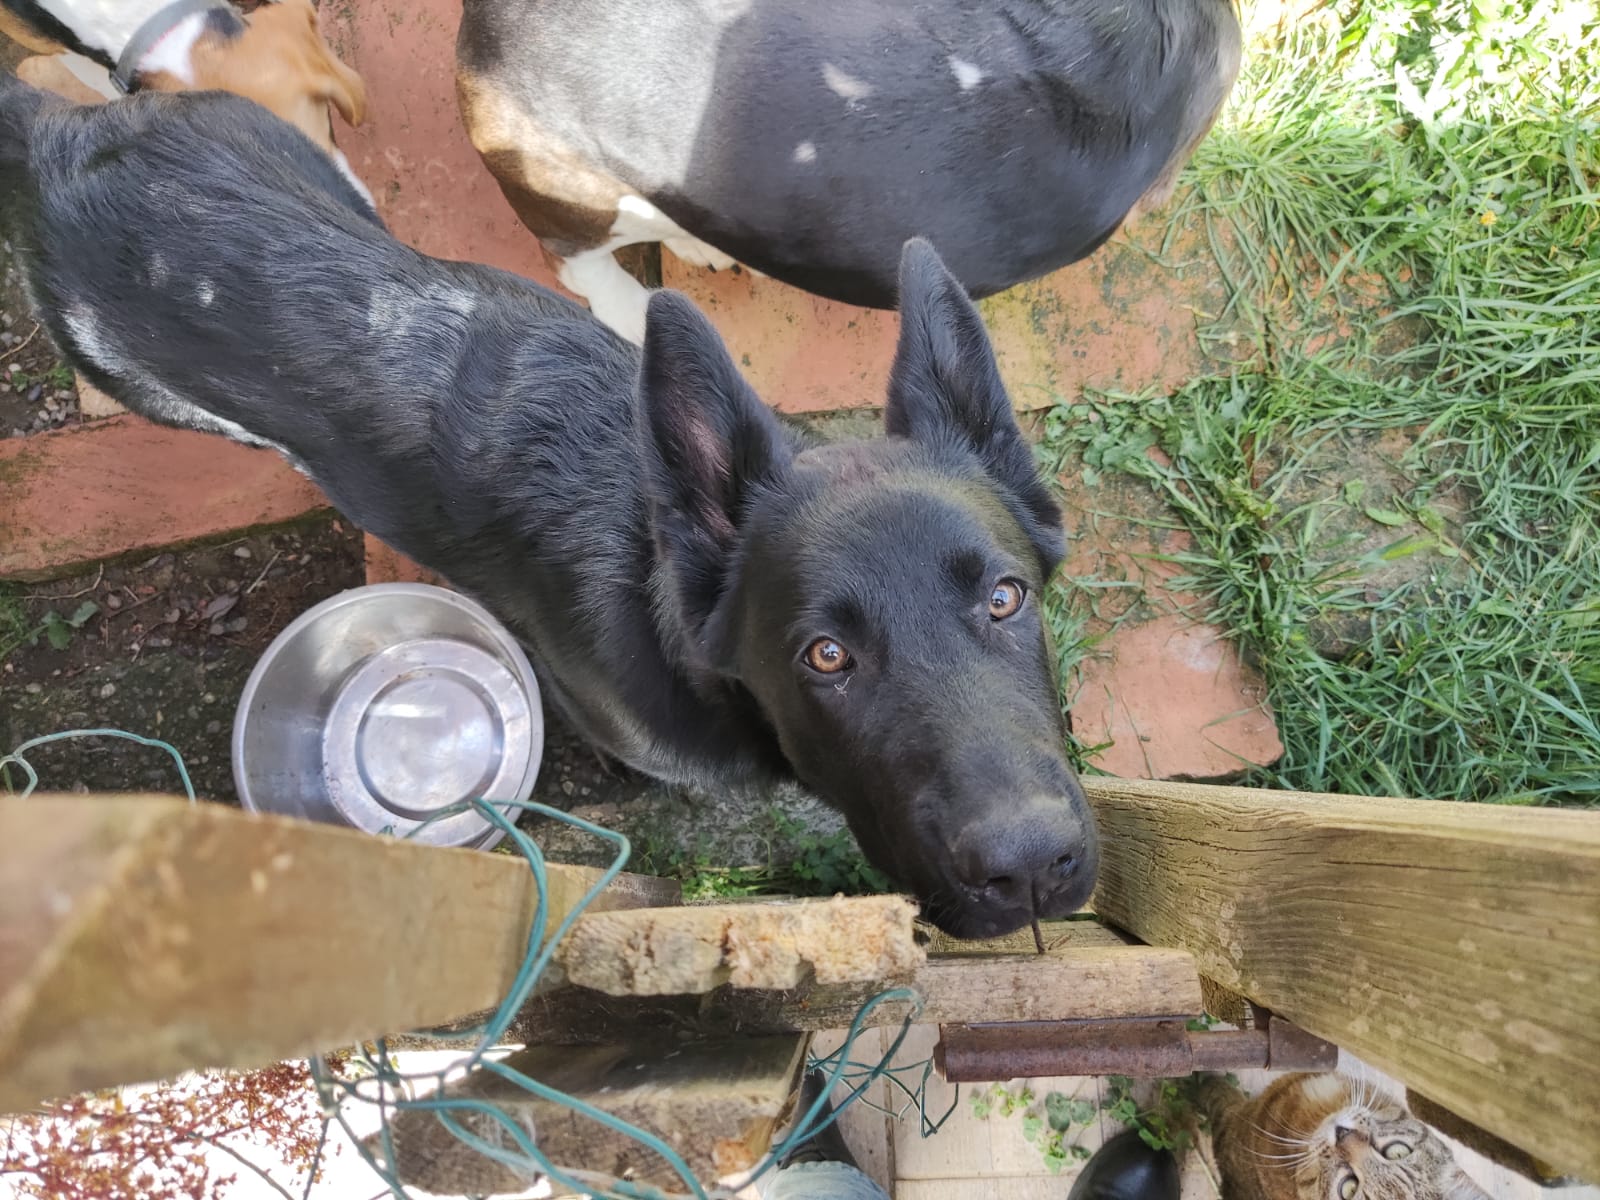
[1,516,366,798]
[0,36,83,438]
[1,508,845,870]
[0,244,81,438]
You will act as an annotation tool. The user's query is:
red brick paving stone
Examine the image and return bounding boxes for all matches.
[1071,614,1283,780]
[320,0,560,288]
[1052,452,1283,780]
[0,415,328,581]
[663,215,1242,414]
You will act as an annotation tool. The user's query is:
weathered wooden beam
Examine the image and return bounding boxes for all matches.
[556,895,923,994]
[0,795,678,1112]
[934,1011,1336,1082]
[389,919,1202,1046]
[1405,1090,1574,1186]
[364,1035,808,1195]
[1082,776,1600,1181]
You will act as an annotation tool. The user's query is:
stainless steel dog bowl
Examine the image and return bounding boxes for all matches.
[232,583,542,849]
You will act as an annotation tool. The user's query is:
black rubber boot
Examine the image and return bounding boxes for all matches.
[776,1069,862,1171]
[1067,1127,1181,1200]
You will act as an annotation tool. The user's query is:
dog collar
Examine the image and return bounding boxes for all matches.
[111,0,238,95]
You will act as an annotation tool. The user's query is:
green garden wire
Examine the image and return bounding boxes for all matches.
[313,796,953,1199]
[6,729,949,1197]
[0,727,197,801]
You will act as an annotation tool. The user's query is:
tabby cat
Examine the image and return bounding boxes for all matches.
[1200,1073,1493,1200]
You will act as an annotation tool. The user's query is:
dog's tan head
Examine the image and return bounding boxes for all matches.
[143,0,367,153]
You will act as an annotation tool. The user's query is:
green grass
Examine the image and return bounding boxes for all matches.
[1038,0,1600,804]
[634,809,892,901]
[0,587,29,663]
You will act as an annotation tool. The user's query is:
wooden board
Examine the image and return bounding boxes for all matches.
[364,1035,808,1195]
[1081,776,1600,1181]
[415,919,1201,1046]
[0,795,678,1111]
[555,895,923,994]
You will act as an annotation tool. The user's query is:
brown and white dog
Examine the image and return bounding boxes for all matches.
[0,0,366,177]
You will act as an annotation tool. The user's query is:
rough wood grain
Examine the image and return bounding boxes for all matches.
[1082,776,1600,1181]
[926,917,1131,955]
[363,1035,808,1194]
[556,895,922,995]
[0,795,677,1111]
[399,919,1200,1046]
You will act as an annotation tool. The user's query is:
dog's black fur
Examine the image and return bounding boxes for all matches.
[0,78,1097,936]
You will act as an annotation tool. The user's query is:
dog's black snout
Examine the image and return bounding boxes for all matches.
[954,808,1088,910]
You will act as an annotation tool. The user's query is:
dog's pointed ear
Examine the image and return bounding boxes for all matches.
[885,239,1063,567]
[639,290,793,659]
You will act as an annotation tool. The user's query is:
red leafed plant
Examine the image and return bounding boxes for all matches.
[1,1057,345,1200]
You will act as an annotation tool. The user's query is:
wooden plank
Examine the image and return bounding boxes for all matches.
[915,947,1199,1025]
[1406,1090,1571,1185]
[436,923,1199,1046]
[935,1013,1334,1081]
[927,917,1132,955]
[0,795,677,1111]
[555,895,922,995]
[0,415,329,580]
[364,1035,808,1194]
[1199,976,1255,1027]
[1082,776,1600,1181]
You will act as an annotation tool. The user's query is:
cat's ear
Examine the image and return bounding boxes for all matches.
[1442,1167,1494,1200]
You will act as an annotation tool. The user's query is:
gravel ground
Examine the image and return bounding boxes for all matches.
[0,244,82,437]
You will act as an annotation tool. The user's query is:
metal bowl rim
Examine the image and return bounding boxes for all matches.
[230,582,542,848]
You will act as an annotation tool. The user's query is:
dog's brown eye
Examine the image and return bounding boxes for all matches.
[803,638,853,674]
[988,578,1026,620]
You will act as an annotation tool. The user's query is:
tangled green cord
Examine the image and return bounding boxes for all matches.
[317,796,955,1199]
[5,729,953,1197]
[0,728,197,801]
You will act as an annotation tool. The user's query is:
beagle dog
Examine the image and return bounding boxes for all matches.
[0,0,365,166]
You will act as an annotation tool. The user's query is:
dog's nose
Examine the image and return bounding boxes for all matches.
[952,802,1090,912]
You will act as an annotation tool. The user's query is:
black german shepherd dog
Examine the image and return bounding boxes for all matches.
[0,77,1097,937]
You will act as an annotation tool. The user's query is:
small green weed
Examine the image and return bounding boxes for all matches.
[970,1084,1098,1173]
[1101,1075,1204,1154]
[5,364,75,394]
[772,811,892,896]
[0,592,98,663]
